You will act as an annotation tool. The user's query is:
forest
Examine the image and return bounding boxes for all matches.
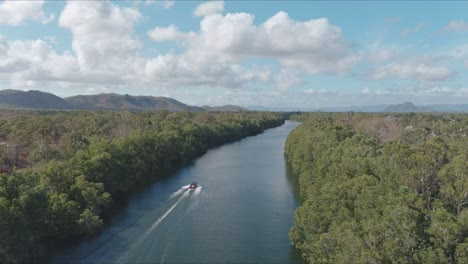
[286,112,468,263]
[0,110,284,263]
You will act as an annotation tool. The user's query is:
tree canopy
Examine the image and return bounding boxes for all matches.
[0,110,284,263]
[286,113,468,264]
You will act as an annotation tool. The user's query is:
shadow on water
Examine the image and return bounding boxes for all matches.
[285,159,307,263]
[285,161,303,206]
[41,162,199,262]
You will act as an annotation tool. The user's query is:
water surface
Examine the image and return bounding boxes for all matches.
[50,120,303,263]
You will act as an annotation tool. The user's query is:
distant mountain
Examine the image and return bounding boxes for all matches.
[383,102,434,113]
[322,105,389,112]
[423,104,468,113]
[0,89,250,112]
[2,89,467,113]
[65,93,204,112]
[0,90,72,109]
[202,105,247,112]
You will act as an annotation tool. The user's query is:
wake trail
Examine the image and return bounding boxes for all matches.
[160,186,203,263]
[168,185,190,200]
[117,190,189,263]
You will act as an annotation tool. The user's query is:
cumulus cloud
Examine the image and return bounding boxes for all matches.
[441,19,468,33]
[147,25,195,42]
[59,1,143,79]
[274,69,304,91]
[1,1,358,96]
[144,53,270,88]
[144,10,358,90]
[0,1,145,89]
[371,63,455,81]
[366,47,456,82]
[194,1,224,17]
[0,35,78,87]
[1,1,273,91]
[167,11,359,74]
[0,0,54,25]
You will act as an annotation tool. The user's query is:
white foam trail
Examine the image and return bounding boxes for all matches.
[161,186,202,264]
[117,191,189,263]
[193,186,202,196]
[168,185,189,200]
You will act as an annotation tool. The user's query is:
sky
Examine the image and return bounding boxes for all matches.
[0,0,468,108]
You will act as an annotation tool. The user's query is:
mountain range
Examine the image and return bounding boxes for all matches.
[0,90,247,112]
[1,89,467,113]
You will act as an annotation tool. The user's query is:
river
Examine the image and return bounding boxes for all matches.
[48,120,303,263]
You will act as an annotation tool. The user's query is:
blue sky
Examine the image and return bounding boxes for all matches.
[1,1,468,108]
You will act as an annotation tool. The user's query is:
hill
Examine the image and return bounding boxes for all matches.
[202,105,247,112]
[383,102,434,112]
[65,93,204,112]
[0,89,230,112]
[0,90,72,109]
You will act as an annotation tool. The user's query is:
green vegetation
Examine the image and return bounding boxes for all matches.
[0,110,284,263]
[286,113,468,263]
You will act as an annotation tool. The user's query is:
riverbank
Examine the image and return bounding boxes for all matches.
[48,121,304,263]
[0,111,284,263]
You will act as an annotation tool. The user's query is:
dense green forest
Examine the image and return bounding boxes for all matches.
[286,113,468,263]
[0,110,284,263]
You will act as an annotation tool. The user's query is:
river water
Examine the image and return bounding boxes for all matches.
[49,120,303,263]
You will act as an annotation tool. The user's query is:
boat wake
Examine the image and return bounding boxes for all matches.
[168,185,190,200]
[169,184,202,200]
[116,185,202,263]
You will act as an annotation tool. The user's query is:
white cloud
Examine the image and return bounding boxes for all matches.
[2,1,467,108]
[147,25,195,42]
[1,1,273,91]
[453,44,468,57]
[384,17,400,25]
[194,1,224,17]
[366,46,456,82]
[145,0,175,9]
[0,0,361,93]
[1,3,359,93]
[303,88,316,95]
[367,48,398,63]
[274,69,304,91]
[144,10,358,90]
[0,1,146,89]
[144,53,270,89]
[450,44,468,68]
[400,22,426,36]
[185,11,358,74]
[0,35,79,87]
[371,63,455,81]
[59,1,143,79]
[364,84,468,98]
[441,19,468,33]
[0,0,54,25]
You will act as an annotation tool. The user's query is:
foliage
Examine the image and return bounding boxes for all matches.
[286,112,468,263]
[0,110,284,263]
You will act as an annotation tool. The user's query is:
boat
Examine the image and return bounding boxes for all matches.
[188,182,198,190]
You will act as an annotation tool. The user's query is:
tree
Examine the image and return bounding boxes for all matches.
[439,156,468,216]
